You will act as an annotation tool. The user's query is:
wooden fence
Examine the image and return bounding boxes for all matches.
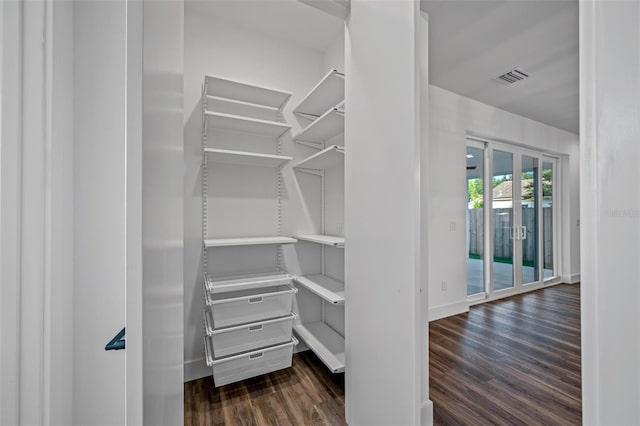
[468,207,553,268]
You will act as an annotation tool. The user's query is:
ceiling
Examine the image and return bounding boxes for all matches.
[422,0,579,134]
[186,0,344,52]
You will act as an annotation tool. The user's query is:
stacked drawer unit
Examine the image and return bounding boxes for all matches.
[203,281,298,387]
[201,75,298,387]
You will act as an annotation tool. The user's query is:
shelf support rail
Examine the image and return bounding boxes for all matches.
[276,108,285,273]
[202,80,209,273]
[201,80,210,343]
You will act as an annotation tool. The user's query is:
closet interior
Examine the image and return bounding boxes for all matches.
[184,0,347,386]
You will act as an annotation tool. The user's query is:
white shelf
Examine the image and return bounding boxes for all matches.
[205,111,291,137]
[295,275,345,305]
[296,235,344,248]
[293,69,345,118]
[293,107,344,145]
[294,322,345,373]
[205,148,291,168]
[294,145,344,171]
[204,75,292,110]
[205,272,294,294]
[204,236,297,248]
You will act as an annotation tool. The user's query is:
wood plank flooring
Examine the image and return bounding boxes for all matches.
[430,284,582,425]
[185,284,581,425]
[184,350,346,426]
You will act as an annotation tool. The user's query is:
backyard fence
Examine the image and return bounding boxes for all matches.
[468,207,553,268]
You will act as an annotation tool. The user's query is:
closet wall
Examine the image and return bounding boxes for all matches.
[183,4,344,380]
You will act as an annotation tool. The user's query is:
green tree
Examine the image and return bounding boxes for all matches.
[493,174,510,188]
[468,178,484,208]
[523,169,552,199]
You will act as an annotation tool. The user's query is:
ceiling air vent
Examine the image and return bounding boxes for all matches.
[497,68,530,84]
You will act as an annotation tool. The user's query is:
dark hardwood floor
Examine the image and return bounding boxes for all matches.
[185,284,581,425]
[184,350,346,426]
[430,284,582,425]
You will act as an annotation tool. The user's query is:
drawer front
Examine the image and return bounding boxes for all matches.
[211,290,294,329]
[208,313,295,358]
[211,338,296,387]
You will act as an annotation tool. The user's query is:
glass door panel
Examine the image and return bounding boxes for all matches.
[521,155,540,285]
[542,161,554,279]
[492,149,514,291]
[466,146,485,296]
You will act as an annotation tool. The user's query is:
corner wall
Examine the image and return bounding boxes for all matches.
[580,1,640,423]
[427,85,580,320]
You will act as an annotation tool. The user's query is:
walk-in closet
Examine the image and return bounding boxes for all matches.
[184,0,348,393]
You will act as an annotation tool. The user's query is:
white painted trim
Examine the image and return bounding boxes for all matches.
[543,276,562,286]
[421,399,434,426]
[45,0,74,423]
[562,273,581,284]
[20,1,47,424]
[429,300,469,322]
[184,358,211,383]
[579,2,599,422]
[126,0,143,424]
[418,10,431,426]
[0,1,23,424]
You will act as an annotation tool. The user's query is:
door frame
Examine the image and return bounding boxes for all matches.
[466,135,562,304]
[1,0,76,424]
[1,1,24,424]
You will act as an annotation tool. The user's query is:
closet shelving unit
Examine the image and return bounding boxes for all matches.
[205,272,295,294]
[293,69,345,118]
[294,145,344,171]
[201,75,298,387]
[291,69,346,374]
[205,148,292,167]
[204,111,292,137]
[204,236,297,248]
[293,106,344,147]
[296,234,345,247]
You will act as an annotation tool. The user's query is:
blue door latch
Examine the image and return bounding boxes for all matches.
[105,327,126,351]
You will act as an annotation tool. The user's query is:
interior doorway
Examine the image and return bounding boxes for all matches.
[466,136,560,301]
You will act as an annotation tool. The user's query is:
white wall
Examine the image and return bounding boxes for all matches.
[73,1,184,423]
[183,6,344,380]
[580,1,640,424]
[73,1,127,423]
[47,0,75,423]
[427,84,580,320]
[323,33,345,72]
[141,0,185,424]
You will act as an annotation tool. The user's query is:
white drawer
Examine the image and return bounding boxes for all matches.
[204,310,296,358]
[204,336,298,387]
[205,284,296,329]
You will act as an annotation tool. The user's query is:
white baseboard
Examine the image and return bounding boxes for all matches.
[562,273,581,284]
[421,399,434,426]
[184,357,211,383]
[429,300,469,322]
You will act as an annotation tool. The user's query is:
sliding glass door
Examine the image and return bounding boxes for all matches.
[466,144,485,296]
[542,160,556,279]
[466,137,560,300]
[492,149,515,292]
[520,155,540,286]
